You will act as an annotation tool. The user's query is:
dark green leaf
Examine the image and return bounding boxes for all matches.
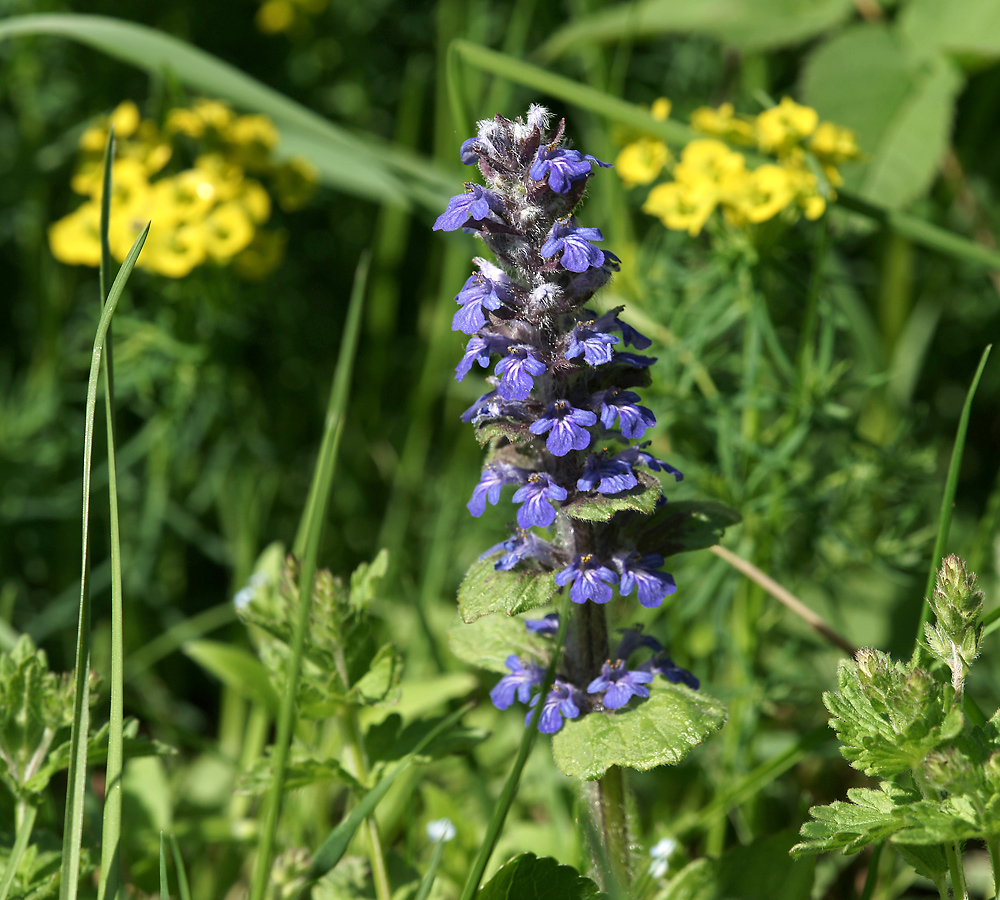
[476,421,534,447]
[563,471,661,523]
[623,500,741,558]
[447,612,552,674]
[364,713,488,766]
[458,558,560,623]
[552,684,726,780]
[477,853,603,900]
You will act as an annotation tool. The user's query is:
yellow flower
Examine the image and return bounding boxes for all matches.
[651,97,671,121]
[166,108,206,139]
[141,223,208,278]
[643,181,718,236]
[192,99,234,132]
[109,101,140,139]
[238,179,272,224]
[202,202,255,262]
[782,161,827,220]
[615,138,669,188]
[234,229,287,280]
[809,121,861,165]
[48,201,102,266]
[690,103,755,145]
[755,98,818,155]
[674,139,746,194]
[273,157,318,211]
[227,114,279,151]
[193,154,245,202]
[726,164,796,225]
[152,170,218,224]
[256,0,296,33]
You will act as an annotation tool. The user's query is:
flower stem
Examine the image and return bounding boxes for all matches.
[946,841,969,900]
[986,838,1000,900]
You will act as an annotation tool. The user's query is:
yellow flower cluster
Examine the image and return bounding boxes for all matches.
[49,99,318,278]
[616,97,861,236]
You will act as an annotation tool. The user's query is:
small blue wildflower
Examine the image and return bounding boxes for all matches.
[525,612,560,635]
[565,320,620,366]
[616,318,652,350]
[453,275,504,334]
[512,473,567,528]
[618,552,676,608]
[529,400,597,456]
[649,838,677,879]
[642,653,699,690]
[587,658,654,709]
[577,452,638,494]
[456,335,493,381]
[595,389,656,439]
[612,351,657,368]
[427,819,457,843]
[467,464,527,516]
[490,655,543,709]
[540,221,611,273]
[433,184,505,232]
[615,445,683,481]
[526,680,580,733]
[529,146,611,194]
[495,346,547,401]
[555,554,618,604]
[481,528,554,570]
[613,627,664,662]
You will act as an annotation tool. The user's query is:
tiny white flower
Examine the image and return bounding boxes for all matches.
[426,818,456,843]
[649,837,677,879]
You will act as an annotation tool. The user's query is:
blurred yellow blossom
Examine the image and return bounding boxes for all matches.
[619,94,862,236]
[615,138,669,188]
[255,0,328,34]
[755,97,818,155]
[50,98,317,279]
[651,97,671,121]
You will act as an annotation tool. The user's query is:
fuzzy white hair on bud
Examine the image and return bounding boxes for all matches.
[526,104,551,131]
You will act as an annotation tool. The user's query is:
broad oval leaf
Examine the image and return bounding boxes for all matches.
[552,683,726,780]
[447,612,552,674]
[458,557,560,623]
[478,853,603,900]
[182,639,279,713]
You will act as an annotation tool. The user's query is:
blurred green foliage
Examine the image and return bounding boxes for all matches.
[1,0,999,897]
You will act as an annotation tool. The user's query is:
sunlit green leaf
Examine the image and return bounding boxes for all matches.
[458,558,560,623]
[477,853,602,900]
[447,612,551,674]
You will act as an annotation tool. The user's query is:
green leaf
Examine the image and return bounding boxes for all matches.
[792,782,916,856]
[538,0,852,60]
[236,746,360,795]
[898,0,1000,63]
[348,549,389,610]
[350,643,402,705]
[475,421,534,447]
[364,713,488,767]
[624,500,741,558]
[457,558,560,624]
[563,472,661,523]
[665,832,814,900]
[552,683,726,780]
[182,640,279,714]
[477,853,603,900]
[447,612,552,674]
[801,26,963,210]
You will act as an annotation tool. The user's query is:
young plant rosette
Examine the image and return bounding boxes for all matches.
[440,107,732,782]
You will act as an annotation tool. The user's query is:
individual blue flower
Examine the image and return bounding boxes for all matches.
[577,452,638,494]
[495,346,546,400]
[555,554,618,604]
[618,552,677,608]
[565,320,620,366]
[456,335,493,381]
[460,138,482,165]
[642,654,699,690]
[526,680,580,733]
[490,655,543,709]
[529,400,597,456]
[453,274,504,334]
[481,528,554,571]
[540,221,610,273]
[467,464,527,516]
[615,445,684,481]
[612,351,657,368]
[529,146,610,194]
[587,659,654,709]
[613,627,664,662]
[512,473,567,528]
[595,389,656,439]
[525,612,560,635]
[433,184,505,231]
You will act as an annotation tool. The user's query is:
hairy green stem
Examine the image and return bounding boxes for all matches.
[986,838,1000,900]
[945,841,969,900]
[858,842,882,900]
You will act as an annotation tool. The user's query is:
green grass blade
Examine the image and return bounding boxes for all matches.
[0,14,450,208]
[249,255,369,900]
[412,838,447,900]
[457,590,573,900]
[0,802,37,900]
[449,39,1000,273]
[168,835,191,900]
[309,702,473,877]
[59,222,149,900]
[97,129,125,900]
[158,834,170,900]
[913,344,992,662]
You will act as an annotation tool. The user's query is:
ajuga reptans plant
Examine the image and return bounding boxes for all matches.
[437,106,729,766]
